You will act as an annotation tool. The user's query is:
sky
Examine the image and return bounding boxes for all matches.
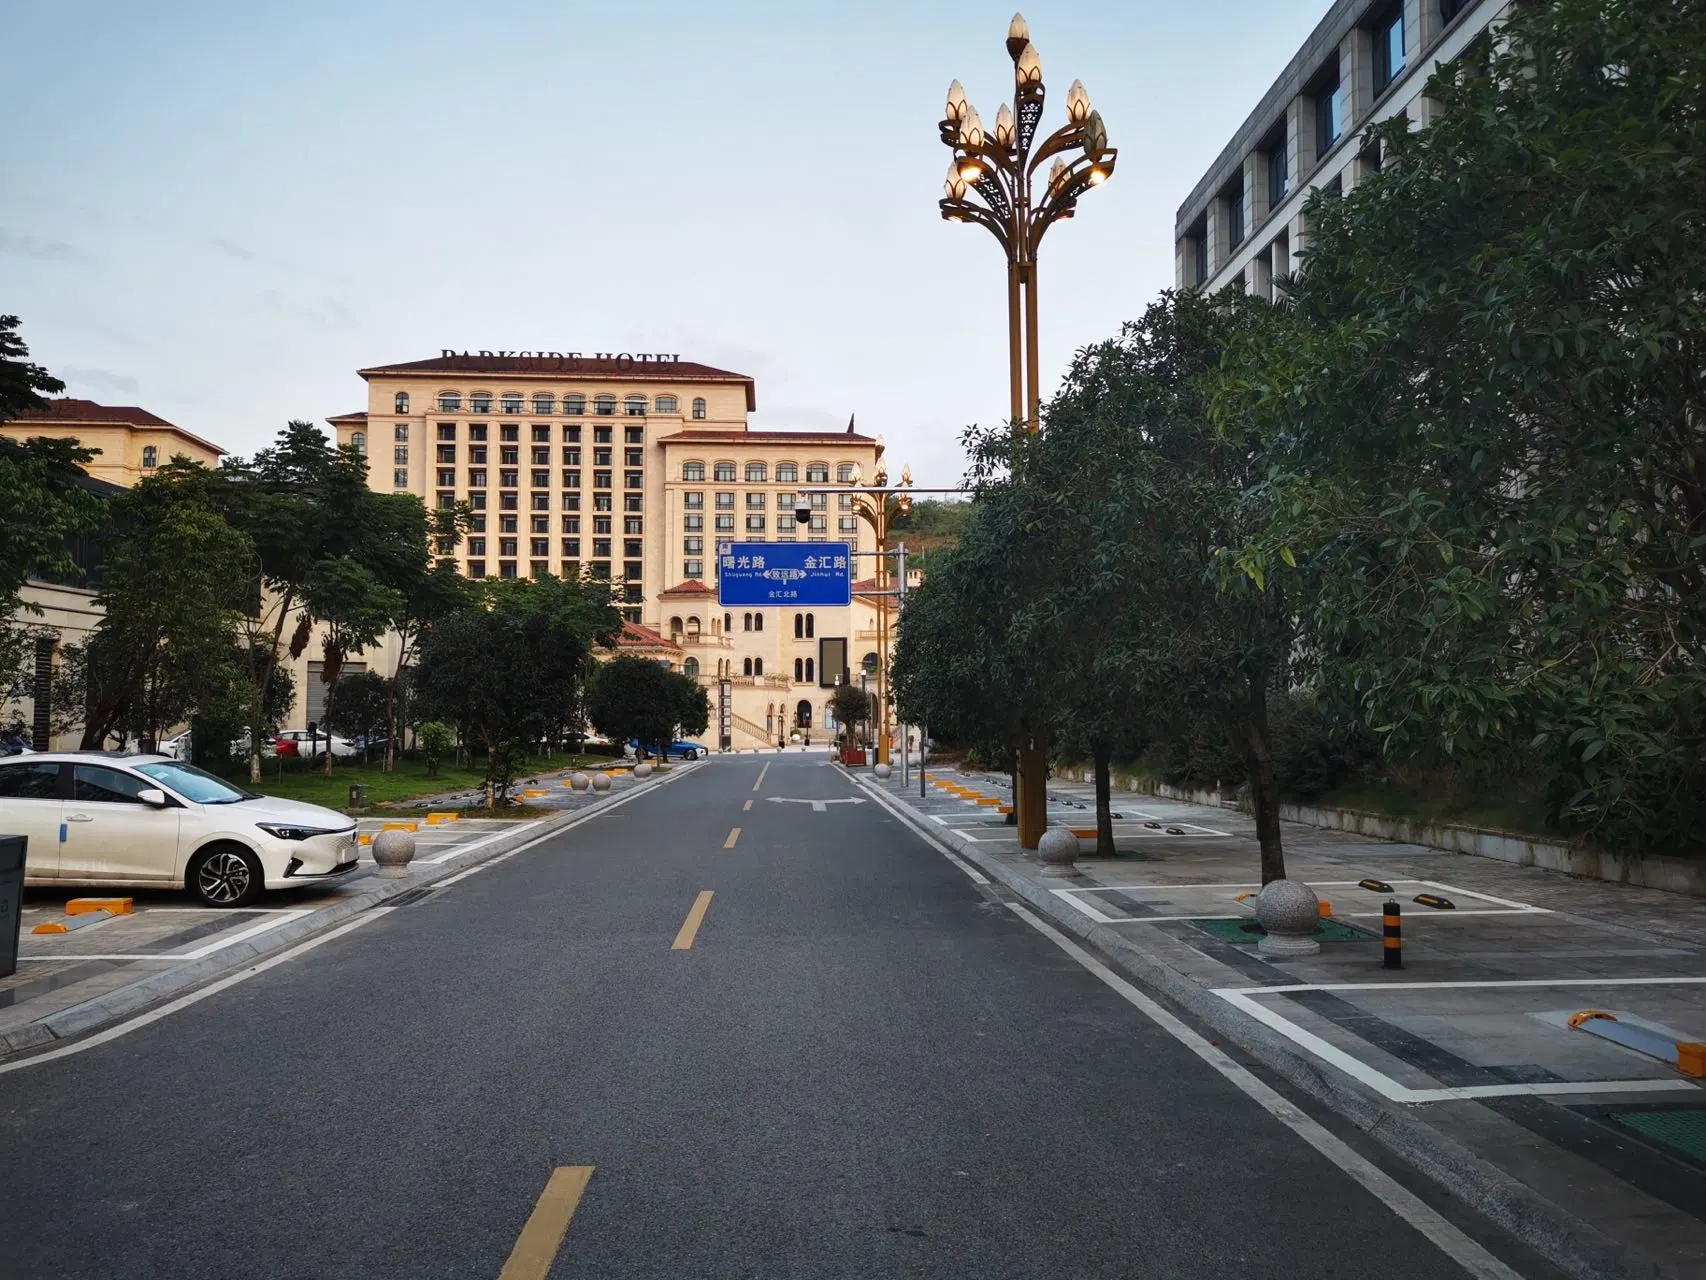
[3,0,1326,488]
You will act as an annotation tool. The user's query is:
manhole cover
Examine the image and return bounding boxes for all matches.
[1613,1108,1706,1162]
[1190,917,1368,944]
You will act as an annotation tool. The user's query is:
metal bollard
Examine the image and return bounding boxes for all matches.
[1382,900,1403,970]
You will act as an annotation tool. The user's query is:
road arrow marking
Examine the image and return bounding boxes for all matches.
[765,796,868,813]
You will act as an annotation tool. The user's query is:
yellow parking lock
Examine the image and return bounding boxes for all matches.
[67,897,132,916]
[425,812,460,825]
[381,821,419,833]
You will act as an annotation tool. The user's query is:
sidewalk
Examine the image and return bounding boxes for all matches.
[856,765,1706,1280]
[1,762,696,1062]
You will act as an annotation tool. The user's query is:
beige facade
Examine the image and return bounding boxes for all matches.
[334,353,889,748]
[1175,0,1499,297]
[0,398,225,486]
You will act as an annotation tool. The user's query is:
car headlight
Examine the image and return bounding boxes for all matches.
[256,822,341,841]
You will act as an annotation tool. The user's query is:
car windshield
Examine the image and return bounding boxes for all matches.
[135,760,256,804]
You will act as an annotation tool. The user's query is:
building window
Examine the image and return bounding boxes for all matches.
[685,513,703,532]
[624,538,642,558]
[594,395,616,416]
[1374,4,1406,94]
[777,493,796,510]
[395,424,410,441]
[1314,72,1343,159]
[561,470,581,488]
[806,463,829,483]
[351,432,366,454]
[1441,0,1471,23]
[839,516,858,533]
[684,559,703,578]
[713,462,736,482]
[141,445,158,469]
[684,492,704,510]
[837,493,854,509]
[594,425,612,443]
[742,657,754,676]
[499,537,518,556]
[794,658,803,682]
[594,470,612,489]
[437,392,461,412]
[562,538,581,556]
[562,446,581,465]
[468,469,488,487]
[625,448,643,466]
[746,515,766,532]
[745,462,767,482]
[625,427,643,445]
[715,514,735,532]
[746,492,766,510]
[468,560,486,578]
[530,538,549,557]
[624,517,643,534]
[655,395,678,413]
[684,537,703,555]
[564,494,581,511]
[437,469,456,487]
[594,447,612,466]
[532,493,550,511]
[594,515,612,535]
[532,515,550,533]
[624,395,646,416]
[775,463,798,484]
[624,471,643,490]
[470,492,487,509]
[394,392,410,414]
[836,463,855,482]
[501,493,519,510]
[499,561,517,579]
[470,392,492,413]
[564,395,585,416]
[435,423,455,442]
[753,614,763,633]
[691,397,707,420]
[1266,131,1289,210]
[714,491,734,509]
[561,515,581,533]
[532,394,554,415]
[500,468,519,487]
[501,393,523,414]
[809,514,827,532]
[438,444,456,463]
[470,424,488,442]
[469,538,487,556]
[501,425,520,444]
[437,491,456,509]
[623,561,642,582]
[1225,179,1245,248]
[809,492,826,510]
[683,461,705,481]
[394,445,409,464]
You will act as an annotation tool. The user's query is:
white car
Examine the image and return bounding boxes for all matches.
[0,753,359,907]
[274,729,357,760]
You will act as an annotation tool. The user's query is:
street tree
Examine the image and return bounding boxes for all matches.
[324,670,391,761]
[829,683,872,745]
[587,656,710,757]
[301,555,404,776]
[1229,0,1706,849]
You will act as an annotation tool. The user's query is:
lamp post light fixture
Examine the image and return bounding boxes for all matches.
[844,446,913,768]
[938,12,1114,849]
[938,12,1116,435]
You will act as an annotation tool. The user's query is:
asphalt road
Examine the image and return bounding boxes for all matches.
[0,753,1551,1278]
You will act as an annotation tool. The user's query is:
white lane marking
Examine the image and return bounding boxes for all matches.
[14,955,180,962]
[1227,976,1706,994]
[0,910,393,1077]
[419,827,517,865]
[1007,905,1527,1280]
[855,778,989,885]
[1213,988,1701,1104]
[172,909,313,958]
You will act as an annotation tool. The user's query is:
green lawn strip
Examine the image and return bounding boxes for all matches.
[233,755,621,812]
[1315,778,1557,843]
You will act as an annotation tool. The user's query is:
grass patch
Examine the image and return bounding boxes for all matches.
[1318,775,1556,840]
[232,754,616,813]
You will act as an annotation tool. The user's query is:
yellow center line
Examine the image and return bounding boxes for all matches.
[672,890,715,950]
[498,1165,594,1280]
[743,799,752,811]
[724,826,741,848]
[753,763,769,793]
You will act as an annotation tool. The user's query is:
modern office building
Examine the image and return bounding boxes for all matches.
[332,352,891,745]
[1175,0,1497,297]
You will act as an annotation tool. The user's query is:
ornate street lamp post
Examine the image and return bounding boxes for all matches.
[937,13,1116,847]
[846,447,913,767]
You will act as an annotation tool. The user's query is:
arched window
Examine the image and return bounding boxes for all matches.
[683,656,699,680]
[669,615,683,636]
[724,612,732,632]
[753,657,763,676]
[437,391,462,412]
[687,616,701,636]
[743,612,753,632]
[470,391,493,414]
[713,461,736,482]
[805,657,815,683]
[691,397,707,420]
[141,445,158,469]
[794,613,803,638]
[753,613,763,632]
[806,462,829,483]
[745,462,767,482]
[501,393,523,414]
[776,462,798,484]
[796,699,812,728]
[805,613,815,639]
[563,394,585,416]
[743,657,753,676]
[794,658,804,682]
[624,395,647,417]
[532,393,555,415]
[394,392,410,414]
[861,651,878,674]
[655,395,678,413]
[595,395,617,416]
[682,461,705,481]
[351,432,366,455]
[837,462,856,482]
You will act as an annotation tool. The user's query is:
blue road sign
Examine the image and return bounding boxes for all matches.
[716,541,853,607]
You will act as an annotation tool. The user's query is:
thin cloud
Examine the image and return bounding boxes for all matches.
[0,230,89,264]
[62,367,141,397]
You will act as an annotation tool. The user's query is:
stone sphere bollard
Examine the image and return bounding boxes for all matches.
[1255,879,1322,956]
[873,762,892,780]
[570,772,591,792]
[591,772,612,793]
[633,761,653,780]
[371,828,416,879]
[1036,827,1081,877]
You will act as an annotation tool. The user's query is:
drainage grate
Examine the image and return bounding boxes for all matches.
[1613,1108,1706,1162]
[1190,917,1369,944]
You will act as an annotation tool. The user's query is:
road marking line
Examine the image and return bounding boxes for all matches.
[753,763,769,792]
[743,799,753,811]
[0,910,393,1077]
[724,827,741,848]
[1006,904,1525,1280]
[499,1165,594,1280]
[174,908,314,958]
[672,891,715,950]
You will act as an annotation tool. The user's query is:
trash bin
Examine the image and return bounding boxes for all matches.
[864,747,876,767]
[0,834,25,980]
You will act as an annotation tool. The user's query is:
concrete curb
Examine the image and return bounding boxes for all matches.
[1,763,701,1063]
[850,769,1655,1280]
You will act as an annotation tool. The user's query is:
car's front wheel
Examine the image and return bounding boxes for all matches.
[188,843,264,908]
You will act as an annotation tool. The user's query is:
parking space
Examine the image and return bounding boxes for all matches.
[1052,876,1549,925]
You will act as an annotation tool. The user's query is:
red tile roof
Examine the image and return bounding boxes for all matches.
[657,430,876,445]
[617,620,680,651]
[7,398,226,455]
[357,354,757,411]
[658,580,715,598]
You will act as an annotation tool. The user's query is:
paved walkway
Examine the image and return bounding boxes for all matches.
[858,764,1706,1280]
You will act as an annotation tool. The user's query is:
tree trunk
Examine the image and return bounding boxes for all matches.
[249,589,293,783]
[1016,721,1050,851]
[1234,673,1286,884]
[1093,739,1115,859]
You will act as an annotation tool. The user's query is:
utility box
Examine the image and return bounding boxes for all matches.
[0,835,25,980]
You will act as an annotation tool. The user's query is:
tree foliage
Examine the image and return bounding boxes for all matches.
[587,656,710,755]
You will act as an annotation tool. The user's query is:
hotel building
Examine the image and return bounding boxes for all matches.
[1174,0,1497,297]
[330,353,888,745]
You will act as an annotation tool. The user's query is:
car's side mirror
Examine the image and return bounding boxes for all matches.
[136,788,169,808]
